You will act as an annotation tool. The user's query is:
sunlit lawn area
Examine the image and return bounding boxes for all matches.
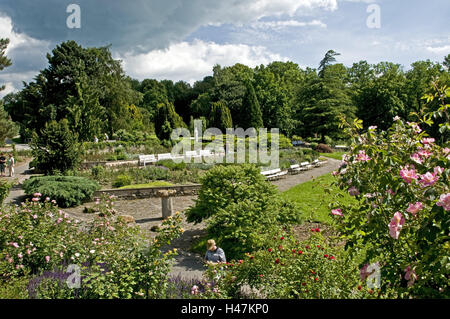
[119,181,174,189]
[320,152,347,160]
[281,173,356,224]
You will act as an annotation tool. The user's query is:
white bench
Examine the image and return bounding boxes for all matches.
[300,161,314,170]
[289,164,303,174]
[157,153,173,161]
[139,155,156,166]
[312,159,322,167]
[261,168,288,181]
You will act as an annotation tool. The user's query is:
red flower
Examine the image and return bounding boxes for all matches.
[314,277,319,281]
[311,228,316,232]
[280,236,284,240]
[316,245,320,248]
[275,258,280,264]
[315,228,320,232]
[324,254,329,258]
[292,249,297,253]
[301,282,306,286]
[310,270,315,274]
[259,274,264,278]
[329,256,335,260]
[305,245,310,249]
[357,285,362,291]
[250,256,254,259]
[278,245,283,250]
[268,248,272,252]
[298,250,303,255]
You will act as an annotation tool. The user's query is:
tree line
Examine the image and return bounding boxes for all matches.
[1,40,449,145]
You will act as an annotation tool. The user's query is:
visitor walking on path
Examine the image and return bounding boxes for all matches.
[204,239,226,264]
[7,154,15,177]
[0,153,6,177]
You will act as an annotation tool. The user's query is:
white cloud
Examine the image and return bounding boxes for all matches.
[119,40,288,84]
[426,45,450,55]
[250,19,327,30]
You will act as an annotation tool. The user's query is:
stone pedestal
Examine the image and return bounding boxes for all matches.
[157,190,177,219]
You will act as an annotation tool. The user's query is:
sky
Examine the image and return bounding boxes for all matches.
[0,0,449,97]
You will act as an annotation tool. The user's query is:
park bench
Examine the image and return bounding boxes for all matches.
[261,168,288,181]
[300,161,314,170]
[157,153,173,161]
[312,159,323,167]
[138,154,156,167]
[184,150,201,159]
[289,164,303,175]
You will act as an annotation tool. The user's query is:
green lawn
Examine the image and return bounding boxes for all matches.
[119,181,174,189]
[320,152,347,160]
[281,173,355,224]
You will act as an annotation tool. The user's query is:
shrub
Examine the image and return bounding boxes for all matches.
[0,179,12,206]
[30,119,81,174]
[331,113,449,298]
[113,174,132,188]
[156,159,186,171]
[315,144,333,153]
[204,232,370,299]
[90,165,105,180]
[22,176,100,208]
[186,164,301,260]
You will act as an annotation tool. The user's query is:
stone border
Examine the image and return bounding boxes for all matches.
[93,184,202,200]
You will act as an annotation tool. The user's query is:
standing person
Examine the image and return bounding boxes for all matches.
[204,239,226,264]
[104,133,109,141]
[7,154,15,177]
[0,153,6,177]
[94,135,99,143]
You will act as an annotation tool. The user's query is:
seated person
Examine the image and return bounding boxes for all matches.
[204,239,226,264]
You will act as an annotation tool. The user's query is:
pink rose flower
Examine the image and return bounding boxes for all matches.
[389,212,405,240]
[417,148,432,158]
[356,150,370,162]
[33,193,42,197]
[404,266,417,287]
[436,193,450,211]
[419,172,439,187]
[406,202,423,216]
[331,209,343,216]
[348,187,360,196]
[45,256,50,263]
[393,116,401,121]
[421,138,435,145]
[399,165,418,184]
[410,153,423,164]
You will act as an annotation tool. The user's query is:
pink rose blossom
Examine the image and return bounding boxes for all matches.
[389,212,405,240]
[421,138,435,145]
[410,153,423,164]
[31,198,39,202]
[393,116,401,121]
[387,189,396,196]
[399,165,418,184]
[45,256,50,263]
[331,209,343,217]
[433,166,444,175]
[408,122,422,133]
[12,242,19,248]
[417,148,432,158]
[406,202,423,216]
[18,253,23,259]
[404,266,417,287]
[356,150,371,162]
[436,193,450,211]
[348,187,360,196]
[33,193,42,197]
[419,172,439,187]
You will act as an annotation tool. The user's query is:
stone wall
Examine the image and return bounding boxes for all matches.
[93,184,202,200]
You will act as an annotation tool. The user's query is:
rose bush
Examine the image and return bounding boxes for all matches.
[203,231,371,299]
[330,91,449,297]
[0,194,184,298]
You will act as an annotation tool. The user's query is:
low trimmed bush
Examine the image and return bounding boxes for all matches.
[0,179,12,206]
[22,176,100,208]
[113,174,132,188]
[315,144,333,153]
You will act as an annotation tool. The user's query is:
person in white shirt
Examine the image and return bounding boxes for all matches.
[7,154,15,177]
